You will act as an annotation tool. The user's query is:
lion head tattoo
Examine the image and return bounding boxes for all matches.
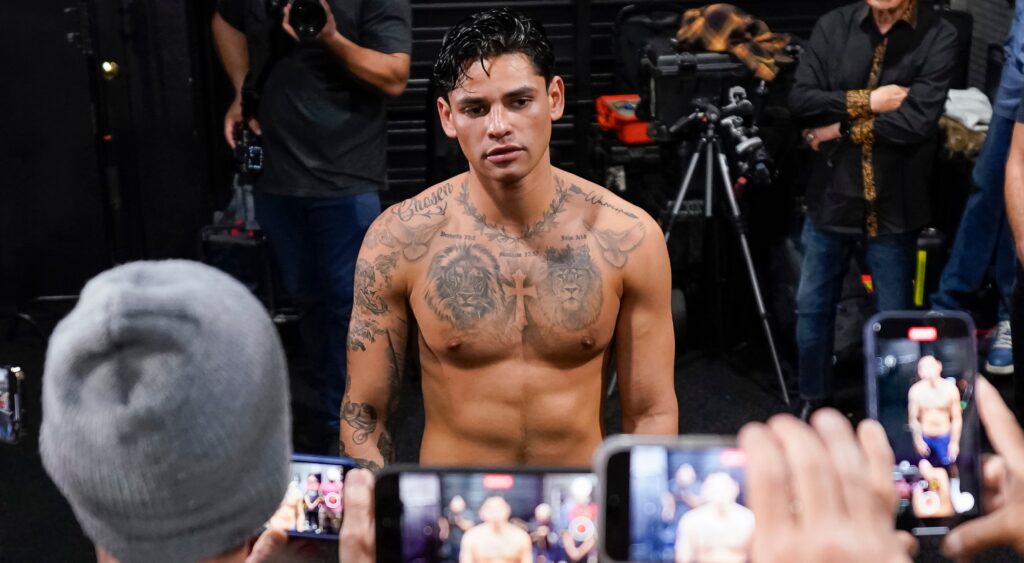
[542,245,602,330]
[426,244,503,329]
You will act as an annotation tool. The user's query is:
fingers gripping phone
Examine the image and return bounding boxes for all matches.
[267,454,357,540]
[865,311,982,536]
[596,435,751,562]
[375,466,599,563]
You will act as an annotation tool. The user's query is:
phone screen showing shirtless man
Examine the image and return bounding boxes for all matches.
[674,473,754,563]
[906,355,974,516]
[459,496,532,563]
[338,8,677,469]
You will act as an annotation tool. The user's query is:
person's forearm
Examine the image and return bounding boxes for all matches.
[323,32,409,97]
[909,420,923,442]
[1006,125,1024,262]
[339,399,388,472]
[624,407,678,435]
[212,13,249,96]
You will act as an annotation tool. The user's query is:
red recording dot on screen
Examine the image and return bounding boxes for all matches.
[482,474,515,490]
[720,448,746,467]
[908,327,938,342]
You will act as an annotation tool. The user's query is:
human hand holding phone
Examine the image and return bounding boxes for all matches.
[245,468,376,563]
[740,410,914,563]
[943,378,1024,559]
[338,469,375,563]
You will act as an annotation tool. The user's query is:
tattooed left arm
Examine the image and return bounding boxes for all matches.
[614,214,678,435]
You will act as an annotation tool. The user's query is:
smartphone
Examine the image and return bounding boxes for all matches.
[865,311,982,536]
[267,453,357,540]
[596,435,750,563]
[0,366,25,445]
[375,465,599,563]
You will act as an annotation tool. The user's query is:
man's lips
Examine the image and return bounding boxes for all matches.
[485,145,524,163]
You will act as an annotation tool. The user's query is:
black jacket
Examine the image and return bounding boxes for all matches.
[789,2,958,236]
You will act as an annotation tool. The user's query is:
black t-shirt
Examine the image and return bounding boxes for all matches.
[217,0,411,197]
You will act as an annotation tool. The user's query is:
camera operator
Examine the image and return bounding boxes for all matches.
[788,0,957,419]
[211,0,411,447]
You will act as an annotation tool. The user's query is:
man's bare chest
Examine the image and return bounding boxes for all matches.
[408,224,619,362]
[366,176,650,364]
[913,383,956,412]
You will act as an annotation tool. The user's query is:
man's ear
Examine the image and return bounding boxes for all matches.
[437,96,458,139]
[548,76,566,122]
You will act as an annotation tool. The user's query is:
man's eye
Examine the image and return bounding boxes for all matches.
[512,98,531,108]
[463,106,485,116]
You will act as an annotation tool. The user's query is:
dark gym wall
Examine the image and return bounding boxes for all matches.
[1,0,848,302]
[0,1,110,299]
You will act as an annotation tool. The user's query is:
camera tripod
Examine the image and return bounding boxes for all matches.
[663,115,791,406]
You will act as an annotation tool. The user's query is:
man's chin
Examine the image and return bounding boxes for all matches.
[475,158,537,185]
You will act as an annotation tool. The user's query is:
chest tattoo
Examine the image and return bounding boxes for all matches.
[425,244,507,330]
[504,270,538,330]
[539,245,603,330]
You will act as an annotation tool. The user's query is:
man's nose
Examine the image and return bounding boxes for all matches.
[486,106,511,140]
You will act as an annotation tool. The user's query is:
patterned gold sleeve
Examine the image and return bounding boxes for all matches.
[846,89,873,120]
[850,117,875,146]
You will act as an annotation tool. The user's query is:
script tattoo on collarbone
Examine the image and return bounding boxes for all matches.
[457,177,570,244]
[363,184,453,262]
[393,182,454,222]
[569,184,638,219]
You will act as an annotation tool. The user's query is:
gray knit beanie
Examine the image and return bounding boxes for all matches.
[40,260,292,563]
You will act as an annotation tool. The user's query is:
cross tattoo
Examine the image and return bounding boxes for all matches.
[505,270,537,330]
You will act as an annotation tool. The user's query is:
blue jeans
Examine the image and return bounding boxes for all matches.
[254,191,381,433]
[930,113,1016,321]
[796,219,917,400]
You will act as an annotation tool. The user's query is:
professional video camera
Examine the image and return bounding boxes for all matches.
[638,37,772,185]
[268,0,327,42]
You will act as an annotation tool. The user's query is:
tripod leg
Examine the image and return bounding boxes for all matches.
[665,138,707,243]
[705,140,714,218]
[713,145,791,406]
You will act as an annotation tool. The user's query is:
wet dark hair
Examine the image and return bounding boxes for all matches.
[433,8,555,97]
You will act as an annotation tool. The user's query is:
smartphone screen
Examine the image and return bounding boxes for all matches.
[376,468,598,563]
[865,312,982,534]
[0,366,20,445]
[603,443,749,562]
[268,454,357,540]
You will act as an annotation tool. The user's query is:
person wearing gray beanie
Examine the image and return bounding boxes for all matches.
[39,260,292,563]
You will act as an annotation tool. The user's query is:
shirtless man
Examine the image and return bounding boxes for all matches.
[674,472,754,563]
[338,8,677,468]
[907,355,972,511]
[908,357,962,470]
[459,496,532,563]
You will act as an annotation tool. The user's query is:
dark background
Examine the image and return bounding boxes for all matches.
[3,1,1022,562]
[0,0,846,302]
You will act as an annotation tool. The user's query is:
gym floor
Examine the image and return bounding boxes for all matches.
[0,303,1020,562]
